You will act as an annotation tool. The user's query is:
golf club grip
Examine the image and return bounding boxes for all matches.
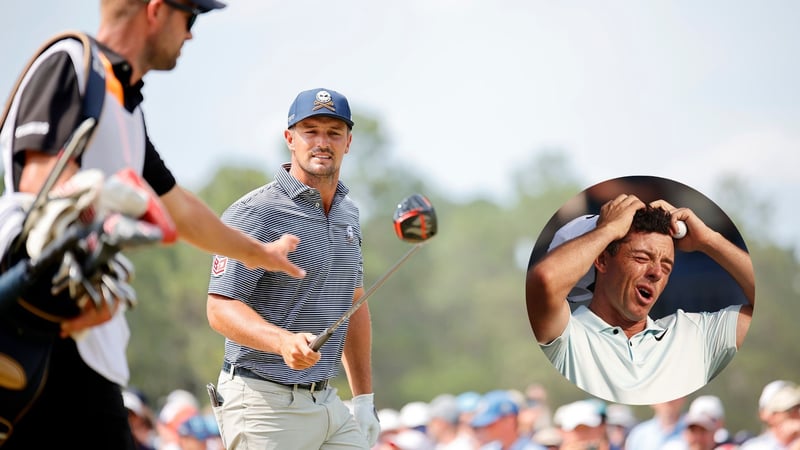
[310,329,333,352]
[0,222,90,311]
[23,118,97,227]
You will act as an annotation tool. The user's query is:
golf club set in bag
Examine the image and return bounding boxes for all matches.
[0,118,178,316]
[0,118,177,440]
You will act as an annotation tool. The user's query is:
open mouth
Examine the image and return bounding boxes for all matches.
[636,285,654,302]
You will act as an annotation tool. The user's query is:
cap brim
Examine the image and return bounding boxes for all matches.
[194,0,226,12]
[289,112,354,128]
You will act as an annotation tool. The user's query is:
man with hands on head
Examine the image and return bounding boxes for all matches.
[526,193,754,405]
[206,88,380,449]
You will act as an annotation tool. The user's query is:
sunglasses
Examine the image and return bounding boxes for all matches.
[161,0,201,31]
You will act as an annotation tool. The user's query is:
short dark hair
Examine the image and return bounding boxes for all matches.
[606,205,672,255]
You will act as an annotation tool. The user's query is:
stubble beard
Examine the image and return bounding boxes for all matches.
[145,36,180,71]
[296,156,339,187]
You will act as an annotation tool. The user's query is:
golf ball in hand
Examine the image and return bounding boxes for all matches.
[673,220,687,239]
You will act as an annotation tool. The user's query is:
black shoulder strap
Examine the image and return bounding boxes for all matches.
[0,30,106,136]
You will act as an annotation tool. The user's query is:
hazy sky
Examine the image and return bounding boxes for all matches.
[2,1,798,253]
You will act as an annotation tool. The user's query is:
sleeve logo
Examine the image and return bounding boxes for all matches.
[211,255,228,277]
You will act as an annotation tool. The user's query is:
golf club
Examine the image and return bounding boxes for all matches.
[309,194,437,352]
[14,117,97,254]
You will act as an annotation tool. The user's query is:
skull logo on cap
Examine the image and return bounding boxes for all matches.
[313,90,336,112]
[316,91,332,103]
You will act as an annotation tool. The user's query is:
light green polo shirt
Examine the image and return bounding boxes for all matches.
[541,304,741,405]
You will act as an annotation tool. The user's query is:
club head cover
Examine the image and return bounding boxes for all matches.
[110,168,178,243]
[100,174,149,218]
[26,169,105,259]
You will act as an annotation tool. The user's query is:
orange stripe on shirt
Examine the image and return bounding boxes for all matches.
[98,52,124,105]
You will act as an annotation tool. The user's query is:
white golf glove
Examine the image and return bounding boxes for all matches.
[352,393,380,447]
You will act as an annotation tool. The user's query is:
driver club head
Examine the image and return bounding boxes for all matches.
[393,194,437,243]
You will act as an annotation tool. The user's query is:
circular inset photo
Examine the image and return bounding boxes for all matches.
[525,176,753,405]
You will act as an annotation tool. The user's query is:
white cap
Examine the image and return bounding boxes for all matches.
[400,401,431,429]
[389,429,435,450]
[684,409,718,431]
[689,395,724,422]
[759,380,794,410]
[763,383,800,414]
[159,389,199,425]
[605,404,637,429]
[378,408,402,432]
[555,400,602,431]
[532,427,563,447]
[547,215,599,302]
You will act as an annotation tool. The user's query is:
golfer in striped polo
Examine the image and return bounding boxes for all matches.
[206,88,379,449]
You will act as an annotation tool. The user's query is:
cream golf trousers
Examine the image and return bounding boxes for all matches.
[212,368,369,450]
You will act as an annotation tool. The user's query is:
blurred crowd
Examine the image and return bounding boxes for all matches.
[124,379,800,450]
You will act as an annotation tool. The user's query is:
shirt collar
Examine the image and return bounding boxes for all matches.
[574,305,666,336]
[96,42,144,111]
[275,163,350,200]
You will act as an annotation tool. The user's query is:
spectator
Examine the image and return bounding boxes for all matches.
[157,389,200,450]
[177,414,216,450]
[376,408,404,449]
[427,393,476,449]
[531,427,562,450]
[457,391,483,444]
[740,380,794,449]
[123,389,157,450]
[555,400,611,450]
[470,390,544,450]
[662,408,719,450]
[401,401,432,434]
[605,403,637,450]
[741,382,800,449]
[518,384,553,440]
[626,397,686,450]
[687,395,731,447]
[387,429,435,450]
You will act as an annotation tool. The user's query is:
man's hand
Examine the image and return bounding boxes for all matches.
[649,199,714,253]
[242,234,306,279]
[279,332,320,370]
[597,194,646,240]
[352,393,380,447]
[60,293,120,338]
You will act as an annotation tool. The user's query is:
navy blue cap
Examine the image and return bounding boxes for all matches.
[193,0,226,12]
[287,88,354,129]
[470,390,519,428]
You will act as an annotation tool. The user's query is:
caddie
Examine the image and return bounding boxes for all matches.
[0,1,305,448]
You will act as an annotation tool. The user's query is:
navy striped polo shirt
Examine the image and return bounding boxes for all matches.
[208,163,363,384]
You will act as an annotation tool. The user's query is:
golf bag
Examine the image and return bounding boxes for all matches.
[0,31,106,445]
